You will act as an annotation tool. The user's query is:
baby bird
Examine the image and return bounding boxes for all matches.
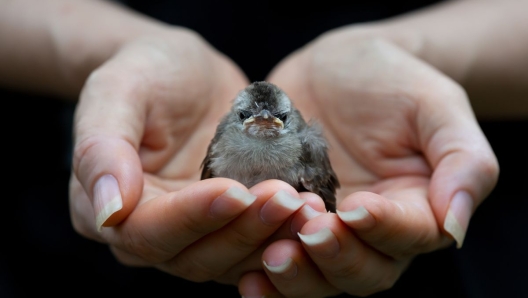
[200,81,339,212]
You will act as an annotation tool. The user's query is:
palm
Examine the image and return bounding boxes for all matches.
[70,33,248,235]
[133,40,248,197]
[266,36,466,253]
[71,34,310,283]
[271,39,440,194]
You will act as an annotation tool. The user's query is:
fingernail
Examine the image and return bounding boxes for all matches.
[210,187,257,219]
[336,206,370,222]
[260,190,305,225]
[291,205,324,236]
[298,227,340,258]
[444,190,474,249]
[263,257,298,279]
[300,204,323,219]
[93,174,123,232]
[336,205,376,229]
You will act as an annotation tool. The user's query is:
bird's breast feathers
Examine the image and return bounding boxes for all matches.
[208,127,303,188]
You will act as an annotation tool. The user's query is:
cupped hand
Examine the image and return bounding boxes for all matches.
[69,29,307,285]
[239,27,499,297]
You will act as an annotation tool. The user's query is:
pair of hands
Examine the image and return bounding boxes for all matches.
[69,26,498,297]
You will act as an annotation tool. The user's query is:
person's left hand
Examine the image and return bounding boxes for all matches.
[238,26,499,297]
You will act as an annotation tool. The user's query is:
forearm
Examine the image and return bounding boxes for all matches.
[344,0,528,119]
[0,0,168,100]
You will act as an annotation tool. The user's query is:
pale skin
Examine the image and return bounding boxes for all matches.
[240,0,527,296]
[1,0,526,297]
[243,29,494,297]
[1,0,319,284]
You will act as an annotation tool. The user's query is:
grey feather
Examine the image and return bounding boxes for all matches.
[201,81,339,212]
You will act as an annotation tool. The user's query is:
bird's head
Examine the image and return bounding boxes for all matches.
[231,81,300,138]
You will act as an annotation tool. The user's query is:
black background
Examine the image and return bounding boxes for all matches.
[2,1,526,297]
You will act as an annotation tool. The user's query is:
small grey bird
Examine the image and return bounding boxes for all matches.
[201,81,339,212]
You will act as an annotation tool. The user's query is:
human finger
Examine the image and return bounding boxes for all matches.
[72,65,149,231]
[100,178,256,266]
[298,213,410,297]
[417,85,499,248]
[336,184,451,259]
[213,192,326,285]
[262,239,340,298]
[159,180,306,282]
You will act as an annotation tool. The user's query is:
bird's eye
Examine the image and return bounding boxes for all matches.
[275,113,288,122]
[239,110,252,120]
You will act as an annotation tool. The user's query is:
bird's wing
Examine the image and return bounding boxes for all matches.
[298,120,340,213]
[200,117,229,180]
[200,142,215,180]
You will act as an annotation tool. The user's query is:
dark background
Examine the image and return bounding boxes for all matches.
[2,1,526,297]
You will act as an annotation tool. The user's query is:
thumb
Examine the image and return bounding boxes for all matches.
[430,146,499,248]
[72,70,147,231]
[424,91,499,248]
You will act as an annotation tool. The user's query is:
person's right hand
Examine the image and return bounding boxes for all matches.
[68,28,308,285]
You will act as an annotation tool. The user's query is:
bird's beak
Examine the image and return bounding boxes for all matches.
[243,110,284,129]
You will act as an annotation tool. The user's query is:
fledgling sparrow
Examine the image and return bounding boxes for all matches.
[201,81,339,212]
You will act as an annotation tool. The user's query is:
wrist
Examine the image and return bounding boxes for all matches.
[316,4,474,85]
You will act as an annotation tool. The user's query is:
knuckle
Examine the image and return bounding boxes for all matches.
[329,255,366,280]
[395,229,439,258]
[119,226,172,264]
[84,65,137,90]
[479,154,500,184]
[329,252,401,297]
[110,246,150,267]
[169,254,219,282]
[178,210,214,237]
[71,135,98,178]
[367,268,399,295]
[227,226,262,253]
